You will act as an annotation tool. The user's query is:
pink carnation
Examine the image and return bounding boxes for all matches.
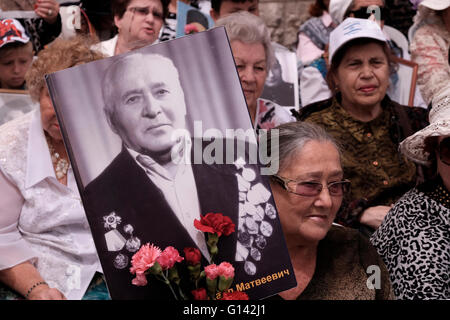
[217,262,234,279]
[131,273,148,286]
[204,264,219,280]
[130,243,161,276]
[157,246,184,270]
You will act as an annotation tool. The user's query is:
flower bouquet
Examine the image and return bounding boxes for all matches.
[129,212,249,300]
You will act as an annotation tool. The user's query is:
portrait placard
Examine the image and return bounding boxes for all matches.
[45,27,296,300]
[176,1,214,38]
[260,44,299,111]
[392,56,419,107]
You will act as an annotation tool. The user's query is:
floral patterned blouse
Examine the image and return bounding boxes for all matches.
[410,15,450,106]
[300,96,425,228]
[255,98,296,131]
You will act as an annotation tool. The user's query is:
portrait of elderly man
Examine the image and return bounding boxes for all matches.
[82,51,292,299]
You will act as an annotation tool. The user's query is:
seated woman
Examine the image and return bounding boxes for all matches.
[215,12,295,130]
[0,37,107,300]
[408,0,450,108]
[93,0,169,56]
[265,121,393,300]
[371,92,450,300]
[297,18,429,235]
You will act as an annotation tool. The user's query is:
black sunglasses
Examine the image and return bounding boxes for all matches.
[438,137,450,165]
[347,6,388,20]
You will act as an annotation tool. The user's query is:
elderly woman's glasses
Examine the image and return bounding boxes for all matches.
[127,6,163,19]
[438,137,450,166]
[271,175,351,197]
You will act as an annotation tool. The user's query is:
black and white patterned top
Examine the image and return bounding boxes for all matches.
[159,12,177,42]
[370,177,450,300]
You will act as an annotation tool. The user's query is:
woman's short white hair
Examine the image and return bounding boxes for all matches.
[215,11,275,70]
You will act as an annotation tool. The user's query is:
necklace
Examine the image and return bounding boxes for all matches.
[45,135,69,180]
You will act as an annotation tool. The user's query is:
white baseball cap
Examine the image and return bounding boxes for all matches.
[329,18,387,64]
[419,0,450,11]
[0,19,30,49]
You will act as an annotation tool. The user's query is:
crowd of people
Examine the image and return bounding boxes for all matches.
[0,0,448,300]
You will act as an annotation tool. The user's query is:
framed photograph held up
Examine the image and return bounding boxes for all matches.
[392,56,419,107]
[45,27,296,300]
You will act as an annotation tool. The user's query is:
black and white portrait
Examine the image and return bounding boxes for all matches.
[260,47,299,109]
[46,28,295,299]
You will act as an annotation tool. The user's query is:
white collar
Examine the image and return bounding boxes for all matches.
[25,110,56,188]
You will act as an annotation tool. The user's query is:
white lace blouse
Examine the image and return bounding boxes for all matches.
[0,110,101,300]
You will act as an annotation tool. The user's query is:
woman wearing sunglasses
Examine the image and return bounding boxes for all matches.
[266,122,393,300]
[371,93,450,300]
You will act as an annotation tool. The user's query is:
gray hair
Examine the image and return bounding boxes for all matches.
[264,122,342,174]
[215,11,275,70]
[101,52,180,117]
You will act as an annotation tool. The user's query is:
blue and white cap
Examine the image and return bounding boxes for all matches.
[328,17,387,64]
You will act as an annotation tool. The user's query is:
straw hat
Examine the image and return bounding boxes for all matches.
[400,90,450,165]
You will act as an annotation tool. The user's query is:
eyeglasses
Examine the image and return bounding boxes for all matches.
[347,6,387,20]
[271,175,351,197]
[127,6,163,20]
[438,137,450,165]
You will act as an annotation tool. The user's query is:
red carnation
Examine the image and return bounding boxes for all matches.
[183,247,202,266]
[191,288,208,300]
[194,213,235,237]
[220,291,249,300]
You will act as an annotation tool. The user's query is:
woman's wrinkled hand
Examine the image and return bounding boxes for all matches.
[34,0,60,24]
[359,205,393,229]
[27,284,66,300]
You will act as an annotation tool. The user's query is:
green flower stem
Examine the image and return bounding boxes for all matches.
[159,271,178,300]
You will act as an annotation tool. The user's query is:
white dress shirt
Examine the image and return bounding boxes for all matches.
[92,35,118,57]
[0,110,101,300]
[127,147,211,261]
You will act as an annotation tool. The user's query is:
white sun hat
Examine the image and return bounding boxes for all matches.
[329,0,353,24]
[400,90,450,165]
[328,17,387,64]
[419,0,450,11]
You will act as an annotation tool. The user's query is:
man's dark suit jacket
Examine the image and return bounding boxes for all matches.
[82,142,293,299]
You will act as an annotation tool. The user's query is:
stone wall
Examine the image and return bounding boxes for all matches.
[259,0,314,51]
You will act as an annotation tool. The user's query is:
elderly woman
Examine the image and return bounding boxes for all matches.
[265,122,393,299]
[371,94,450,300]
[302,0,427,109]
[408,0,450,108]
[94,0,169,56]
[0,37,106,300]
[215,12,295,130]
[298,18,429,234]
